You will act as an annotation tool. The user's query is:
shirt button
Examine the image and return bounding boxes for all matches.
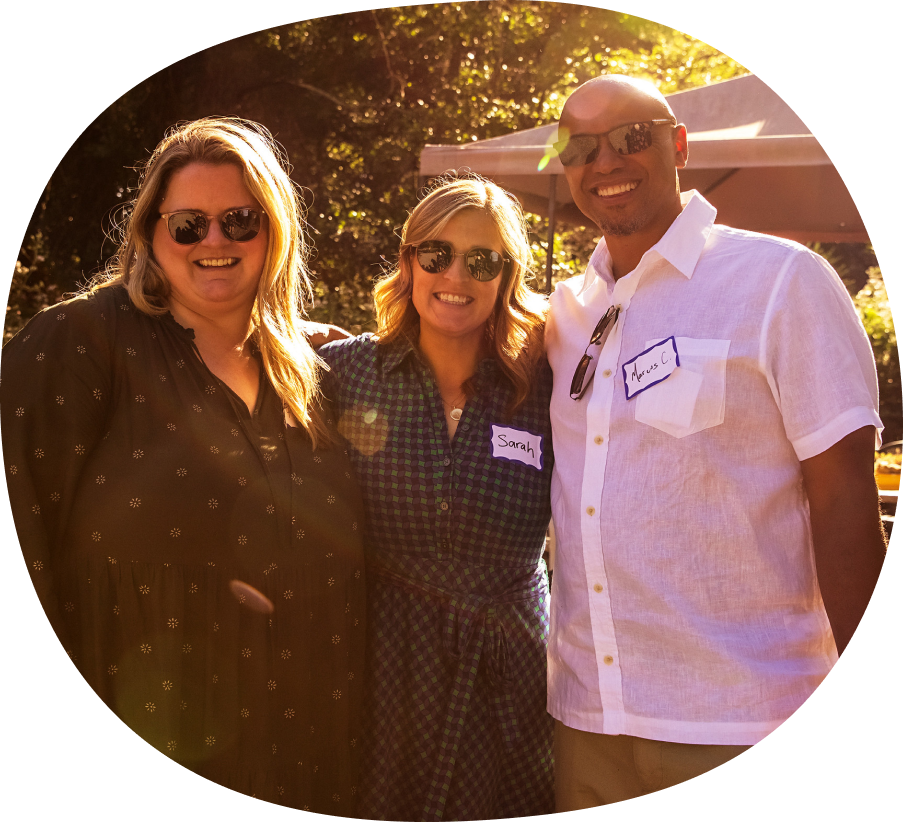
[440,501,449,511]
[603,655,614,666]
[443,457,451,467]
[586,506,595,516]
[602,369,612,378]
[593,583,603,593]
[594,435,603,445]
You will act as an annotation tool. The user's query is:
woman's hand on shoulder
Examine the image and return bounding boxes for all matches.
[304,322,352,350]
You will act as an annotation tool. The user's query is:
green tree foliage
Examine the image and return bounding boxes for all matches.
[855,268,902,440]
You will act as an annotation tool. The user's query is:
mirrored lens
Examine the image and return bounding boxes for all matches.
[168,212,207,244]
[555,134,599,167]
[464,249,505,281]
[609,122,654,155]
[416,242,453,274]
[222,208,261,241]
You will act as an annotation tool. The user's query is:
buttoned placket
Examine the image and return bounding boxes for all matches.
[579,260,650,736]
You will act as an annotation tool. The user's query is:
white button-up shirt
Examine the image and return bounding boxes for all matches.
[545,191,882,746]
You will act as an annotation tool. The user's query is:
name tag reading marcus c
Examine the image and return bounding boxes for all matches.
[491,425,543,470]
[622,336,680,400]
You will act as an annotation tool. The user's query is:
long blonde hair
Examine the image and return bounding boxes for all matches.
[374,174,547,415]
[93,117,331,446]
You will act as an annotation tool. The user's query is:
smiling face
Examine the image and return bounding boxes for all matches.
[151,162,268,318]
[410,209,505,348]
[559,78,687,243]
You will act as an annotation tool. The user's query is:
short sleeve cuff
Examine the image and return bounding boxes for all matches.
[791,406,884,461]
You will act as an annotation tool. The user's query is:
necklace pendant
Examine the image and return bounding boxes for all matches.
[450,407,463,421]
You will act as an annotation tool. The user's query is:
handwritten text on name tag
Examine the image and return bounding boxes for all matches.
[491,425,543,470]
[622,336,680,400]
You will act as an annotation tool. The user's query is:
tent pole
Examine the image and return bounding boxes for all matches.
[545,175,557,294]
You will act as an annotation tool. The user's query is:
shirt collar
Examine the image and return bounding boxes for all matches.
[578,190,717,294]
[377,329,501,386]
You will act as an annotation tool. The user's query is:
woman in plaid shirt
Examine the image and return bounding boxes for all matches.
[321,175,554,820]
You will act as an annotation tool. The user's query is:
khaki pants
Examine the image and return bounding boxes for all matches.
[554,720,751,811]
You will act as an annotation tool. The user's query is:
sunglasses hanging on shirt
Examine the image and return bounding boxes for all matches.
[570,305,621,400]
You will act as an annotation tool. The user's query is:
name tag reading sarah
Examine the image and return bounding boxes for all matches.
[622,336,680,400]
[491,425,544,470]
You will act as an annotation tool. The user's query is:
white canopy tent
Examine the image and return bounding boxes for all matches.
[419,74,868,289]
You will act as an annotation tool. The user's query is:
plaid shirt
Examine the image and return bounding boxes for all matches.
[321,333,555,820]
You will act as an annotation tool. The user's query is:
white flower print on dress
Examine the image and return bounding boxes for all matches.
[284,708,295,719]
[241,648,251,658]
[176,468,187,477]
[34,449,44,459]
[140,585,149,594]
[238,477,247,486]
[32,560,43,571]
[240,708,250,718]
[135,395,145,403]
[189,583,198,593]
[162,680,173,691]
[170,528,181,537]
[208,499,218,509]
[132,450,143,459]
[36,353,45,362]
[8,465,17,475]
[205,736,215,746]
[331,635,341,645]
[75,444,85,454]
[267,680,277,691]
[55,396,64,406]
[108,665,117,675]
[95,475,105,484]
[91,531,101,542]
[332,690,342,700]
[281,649,291,660]
[166,741,177,752]
[140,644,152,654]
[145,703,156,712]
[182,644,192,654]
[210,446,219,454]
[167,618,178,628]
[32,505,40,514]
[126,348,136,357]
[130,499,141,508]
[76,345,86,354]
[283,590,293,600]
[15,408,24,417]
[166,423,176,431]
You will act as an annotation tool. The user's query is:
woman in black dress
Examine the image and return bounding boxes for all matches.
[1,118,366,813]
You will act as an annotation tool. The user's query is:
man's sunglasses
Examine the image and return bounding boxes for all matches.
[159,208,263,245]
[554,119,676,167]
[412,240,508,282]
[570,305,621,400]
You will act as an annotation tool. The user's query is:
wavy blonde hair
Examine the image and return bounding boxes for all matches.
[93,117,331,446]
[374,174,547,416]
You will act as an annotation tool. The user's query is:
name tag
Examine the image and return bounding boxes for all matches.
[491,425,543,470]
[622,337,680,400]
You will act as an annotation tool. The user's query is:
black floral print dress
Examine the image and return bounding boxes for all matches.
[320,334,555,821]
[1,284,366,814]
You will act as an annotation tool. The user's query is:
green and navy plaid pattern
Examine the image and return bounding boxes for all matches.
[321,334,554,821]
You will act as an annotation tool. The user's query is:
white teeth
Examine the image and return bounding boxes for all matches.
[593,181,639,197]
[436,293,471,305]
[197,258,238,267]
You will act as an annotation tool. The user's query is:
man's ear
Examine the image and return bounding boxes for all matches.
[674,123,689,169]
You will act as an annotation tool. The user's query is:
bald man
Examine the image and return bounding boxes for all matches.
[544,76,886,809]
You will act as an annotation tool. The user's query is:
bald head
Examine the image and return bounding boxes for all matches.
[561,75,675,130]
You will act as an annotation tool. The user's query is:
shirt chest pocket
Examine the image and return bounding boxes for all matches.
[633,337,731,438]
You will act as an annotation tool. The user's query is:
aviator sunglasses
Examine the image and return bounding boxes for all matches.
[570,304,621,400]
[554,119,676,167]
[412,240,508,282]
[159,208,263,245]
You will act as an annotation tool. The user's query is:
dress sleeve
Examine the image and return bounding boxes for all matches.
[1,292,114,648]
[760,248,883,461]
